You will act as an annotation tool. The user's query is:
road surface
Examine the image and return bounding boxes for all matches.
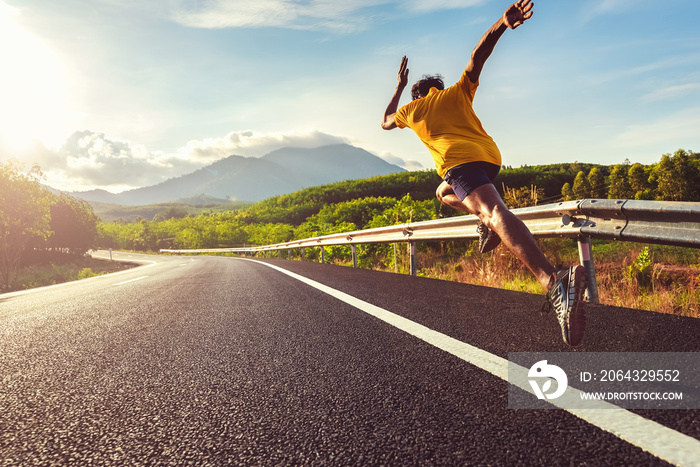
[1,251,699,465]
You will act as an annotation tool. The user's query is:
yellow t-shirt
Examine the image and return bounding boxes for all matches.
[395,71,501,178]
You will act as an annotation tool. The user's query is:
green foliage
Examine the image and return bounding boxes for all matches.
[627,247,654,288]
[572,171,592,199]
[653,149,700,201]
[0,160,52,288]
[608,164,632,199]
[241,170,441,226]
[97,150,700,255]
[365,194,435,228]
[154,205,190,221]
[244,223,295,246]
[494,162,603,203]
[561,182,574,201]
[48,194,99,254]
[11,254,120,292]
[313,197,397,228]
[1,159,102,289]
[628,163,652,200]
[587,167,606,198]
[78,268,99,280]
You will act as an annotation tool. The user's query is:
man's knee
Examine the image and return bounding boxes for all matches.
[436,182,452,204]
[435,187,443,202]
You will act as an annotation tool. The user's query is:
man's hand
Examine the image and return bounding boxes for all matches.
[503,0,534,30]
[397,55,409,89]
[382,56,409,130]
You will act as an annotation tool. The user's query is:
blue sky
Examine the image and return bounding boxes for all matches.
[1,0,699,193]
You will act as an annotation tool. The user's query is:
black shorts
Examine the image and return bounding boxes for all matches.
[443,161,501,201]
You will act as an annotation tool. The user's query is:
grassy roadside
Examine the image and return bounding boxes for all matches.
[3,253,138,293]
[411,239,700,318]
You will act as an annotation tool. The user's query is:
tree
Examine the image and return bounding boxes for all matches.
[628,163,653,200]
[652,150,699,201]
[607,164,632,199]
[48,194,99,254]
[366,194,434,228]
[561,182,574,201]
[154,206,189,221]
[587,167,607,198]
[572,171,592,199]
[0,161,52,288]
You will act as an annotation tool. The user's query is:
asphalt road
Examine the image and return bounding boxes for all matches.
[1,251,699,465]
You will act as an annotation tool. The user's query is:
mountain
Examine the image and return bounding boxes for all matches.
[69,144,406,206]
[261,144,402,187]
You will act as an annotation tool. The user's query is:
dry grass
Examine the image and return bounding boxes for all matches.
[410,241,700,318]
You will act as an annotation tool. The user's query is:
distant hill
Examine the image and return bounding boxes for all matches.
[69,144,405,206]
[89,199,250,223]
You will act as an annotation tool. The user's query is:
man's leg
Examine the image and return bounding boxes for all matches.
[438,180,587,346]
[438,181,555,290]
[438,181,501,253]
[436,181,466,211]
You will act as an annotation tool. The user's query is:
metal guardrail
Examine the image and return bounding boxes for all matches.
[161,199,700,303]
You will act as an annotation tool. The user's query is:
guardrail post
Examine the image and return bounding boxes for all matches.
[301,248,305,261]
[393,243,398,273]
[409,241,417,277]
[352,245,357,268]
[577,237,599,304]
[321,247,325,264]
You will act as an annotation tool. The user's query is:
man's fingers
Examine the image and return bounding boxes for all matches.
[399,56,408,72]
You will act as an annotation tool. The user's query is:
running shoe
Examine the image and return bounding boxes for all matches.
[477,220,501,254]
[542,265,588,347]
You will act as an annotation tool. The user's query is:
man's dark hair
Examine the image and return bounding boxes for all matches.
[411,74,445,100]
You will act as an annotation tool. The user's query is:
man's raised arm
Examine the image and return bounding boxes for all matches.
[381,56,409,130]
[465,0,534,84]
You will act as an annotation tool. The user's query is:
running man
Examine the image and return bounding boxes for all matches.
[381,0,588,346]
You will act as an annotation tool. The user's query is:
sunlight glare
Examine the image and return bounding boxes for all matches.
[0,2,70,152]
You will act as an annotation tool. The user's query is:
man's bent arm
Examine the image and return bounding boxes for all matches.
[381,86,404,130]
[464,18,508,84]
[382,56,409,130]
[465,0,534,84]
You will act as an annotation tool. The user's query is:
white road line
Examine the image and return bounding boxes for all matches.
[239,258,700,467]
[112,276,148,286]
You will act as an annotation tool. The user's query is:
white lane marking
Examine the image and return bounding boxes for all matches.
[238,258,700,467]
[112,276,148,286]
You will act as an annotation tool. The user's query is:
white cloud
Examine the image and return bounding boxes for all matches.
[581,0,652,22]
[53,131,197,190]
[403,0,485,13]
[170,0,389,32]
[641,83,700,102]
[3,128,357,192]
[375,151,424,171]
[179,129,350,162]
[169,0,489,31]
